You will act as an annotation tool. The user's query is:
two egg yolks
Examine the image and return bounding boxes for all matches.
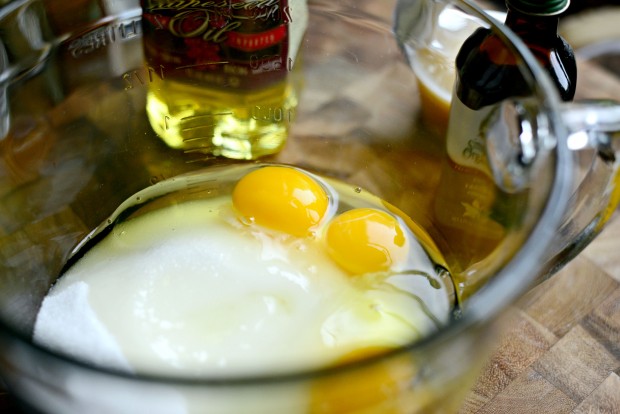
[232,166,408,275]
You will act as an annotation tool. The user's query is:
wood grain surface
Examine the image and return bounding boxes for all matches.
[459,211,620,414]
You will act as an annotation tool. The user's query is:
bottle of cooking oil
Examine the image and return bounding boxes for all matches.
[140,0,308,160]
[434,0,577,298]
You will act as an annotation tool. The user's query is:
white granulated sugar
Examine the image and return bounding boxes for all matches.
[33,281,131,372]
[32,197,442,378]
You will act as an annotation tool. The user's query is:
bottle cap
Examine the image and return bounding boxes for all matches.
[506,0,570,16]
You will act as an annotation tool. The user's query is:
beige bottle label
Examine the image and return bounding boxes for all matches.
[445,97,495,178]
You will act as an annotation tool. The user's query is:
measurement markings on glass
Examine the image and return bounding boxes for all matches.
[251,106,294,123]
[123,65,165,90]
[175,62,229,70]
[163,112,234,131]
[184,152,219,163]
[249,55,294,72]
[69,18,141,57]
[163,113,234,141]
[122,61,228,90]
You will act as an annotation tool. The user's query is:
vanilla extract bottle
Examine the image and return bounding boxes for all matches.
[433,0,577,298]
[141,0,308,160]
[457,0,576,107]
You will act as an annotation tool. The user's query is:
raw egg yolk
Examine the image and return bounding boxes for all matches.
[325,208,407,275]
[310,347,413,414]
[232,166,329,237]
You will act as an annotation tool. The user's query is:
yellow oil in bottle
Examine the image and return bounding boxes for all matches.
[145,64,301,160]
[141,0,308,160]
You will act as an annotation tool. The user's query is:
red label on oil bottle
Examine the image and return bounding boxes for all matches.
[140,0,306,89]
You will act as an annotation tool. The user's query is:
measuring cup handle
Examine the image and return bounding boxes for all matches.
[539,99,620,278]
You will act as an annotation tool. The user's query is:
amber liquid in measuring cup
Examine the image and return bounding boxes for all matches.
[140,0,307,160]
[432,4,577,298]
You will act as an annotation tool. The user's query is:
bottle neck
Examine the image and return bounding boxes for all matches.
[504,8,560,38]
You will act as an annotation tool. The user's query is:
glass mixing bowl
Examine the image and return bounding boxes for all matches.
[0,0,618,412]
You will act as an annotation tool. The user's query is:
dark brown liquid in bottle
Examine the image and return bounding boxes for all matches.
[456,11,577,109]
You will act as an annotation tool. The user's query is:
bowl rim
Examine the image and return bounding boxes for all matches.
[0,0,575,386]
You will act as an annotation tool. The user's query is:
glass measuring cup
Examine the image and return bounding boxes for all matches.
[0,0,618,413]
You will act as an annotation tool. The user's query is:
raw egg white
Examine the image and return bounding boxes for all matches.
[34,166,450,378]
